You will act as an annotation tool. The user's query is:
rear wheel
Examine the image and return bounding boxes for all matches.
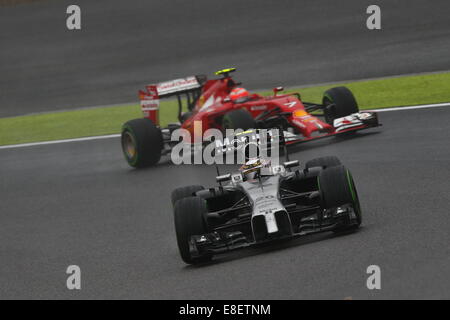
[305,156,342,169]
[171,185,205,207]
[322,87,359,125]
[318,165,361,232]
[121,118,163,168]
[174,197,212,264]
[222,109,256,131]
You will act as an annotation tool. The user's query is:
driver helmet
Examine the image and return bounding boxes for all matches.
[239,158,271,181]
[229,87,251,103]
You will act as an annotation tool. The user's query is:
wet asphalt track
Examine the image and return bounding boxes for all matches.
[1,107,450,299]
[1,0,450,116]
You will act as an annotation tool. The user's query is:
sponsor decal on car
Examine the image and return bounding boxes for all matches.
[156,76,200,96]
[284,101,297,108]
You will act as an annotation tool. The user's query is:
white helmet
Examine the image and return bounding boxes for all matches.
[239,158,271,181]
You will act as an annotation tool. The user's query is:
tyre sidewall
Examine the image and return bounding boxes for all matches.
[121,118,163,168]
[318,165,361,225]
[174,197,211,264]
[171,185,205,207]
[323,87,359,124]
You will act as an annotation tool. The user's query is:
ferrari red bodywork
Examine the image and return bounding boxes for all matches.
[138,69,380,145]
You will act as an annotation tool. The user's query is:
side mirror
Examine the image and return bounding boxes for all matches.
[216,173,232,183]
[273,86,284,96]
[283,160,299,169]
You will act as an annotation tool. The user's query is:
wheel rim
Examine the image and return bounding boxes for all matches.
[122,131,137,160]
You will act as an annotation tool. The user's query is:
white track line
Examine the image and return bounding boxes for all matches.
[368,102,450,112]
[0,134,120,150]
[0,102,449,150]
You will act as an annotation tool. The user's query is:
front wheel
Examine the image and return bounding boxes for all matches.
[171,185,205,207]
[174,197,212,264]
[322,86,359,125]
[121,118,163,168]
[318,165,361,232]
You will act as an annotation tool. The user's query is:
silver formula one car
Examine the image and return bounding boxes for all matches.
[172,146,362,264]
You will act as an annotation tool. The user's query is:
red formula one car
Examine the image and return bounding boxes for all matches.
[121,68,380,168]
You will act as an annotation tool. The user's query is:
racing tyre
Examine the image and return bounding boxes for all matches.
[171,185,205,207]
[121,118,163,168]
[305,156,342,169]
[318,165,361,232]
[222,109,256,131]
[174,197,212,264]
[322,87,359,125]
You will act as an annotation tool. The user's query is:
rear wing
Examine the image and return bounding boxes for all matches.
[138,75,207,125]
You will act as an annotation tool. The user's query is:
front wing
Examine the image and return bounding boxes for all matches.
[285,111,381,146]
[189,205,359,258]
